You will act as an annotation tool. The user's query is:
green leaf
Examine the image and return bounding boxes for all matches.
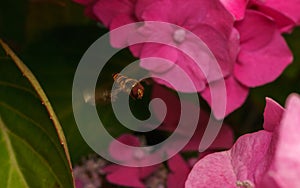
[0,40,74,188]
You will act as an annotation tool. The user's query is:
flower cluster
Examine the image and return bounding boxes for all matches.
[74,0,298,118]
[186,93,300,188]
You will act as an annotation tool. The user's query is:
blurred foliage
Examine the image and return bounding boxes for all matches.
[1,0,300,172]
[0,41,73,187]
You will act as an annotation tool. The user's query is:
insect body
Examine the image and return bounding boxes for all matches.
[112,73,144,100]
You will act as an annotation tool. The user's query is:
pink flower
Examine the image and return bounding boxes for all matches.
[185,93,300,188]
[131,0,236,93]
[103,134,159,188]
[201,10,292,118]
[77,0,236,93]
[132,2,292,118]
[75,0,293,118]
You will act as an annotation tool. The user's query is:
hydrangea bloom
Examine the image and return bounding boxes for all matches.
[185,94,300,188]
[130,0,236,92]
[74,0,294,118]
[201,9,293,117]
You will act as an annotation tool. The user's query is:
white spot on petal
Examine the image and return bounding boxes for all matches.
[173,29,186,43]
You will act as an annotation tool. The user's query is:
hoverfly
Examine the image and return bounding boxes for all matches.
[111,73,145,101]
[83,73,146,105]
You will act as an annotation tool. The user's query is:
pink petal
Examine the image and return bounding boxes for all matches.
[191,25,235,81]
[186,131,273,187]
[137,0,171,22]
[263,98,284,132]
[253,0,300,25]
[167,155,190,188]
[129,44,144,57]
[109,134,140,162]
[251,3,296,33]
[230,131,273,184]
[105,167,145,188]
[128,21,174,57]
[182,0,235,38]
[109,14,136,30]
[151,62,206,92]
[139,44,178,73]
[201,76,249,118]
[93,0,136,28]
[178,35,212,80]
[263,94,300,187]
[138,0,234,38]
[134,0,156,20]
[234,11,293,87]
[185,151,237,188]
[108,16,139,49]
[234,28,292,87]
[103,164,158,186]
[220,0,249,20]
[235,10,276,51]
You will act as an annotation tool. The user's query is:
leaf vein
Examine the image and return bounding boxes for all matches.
[5,122,64,188]
[0,116,30,188]
[0,102,70,175]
